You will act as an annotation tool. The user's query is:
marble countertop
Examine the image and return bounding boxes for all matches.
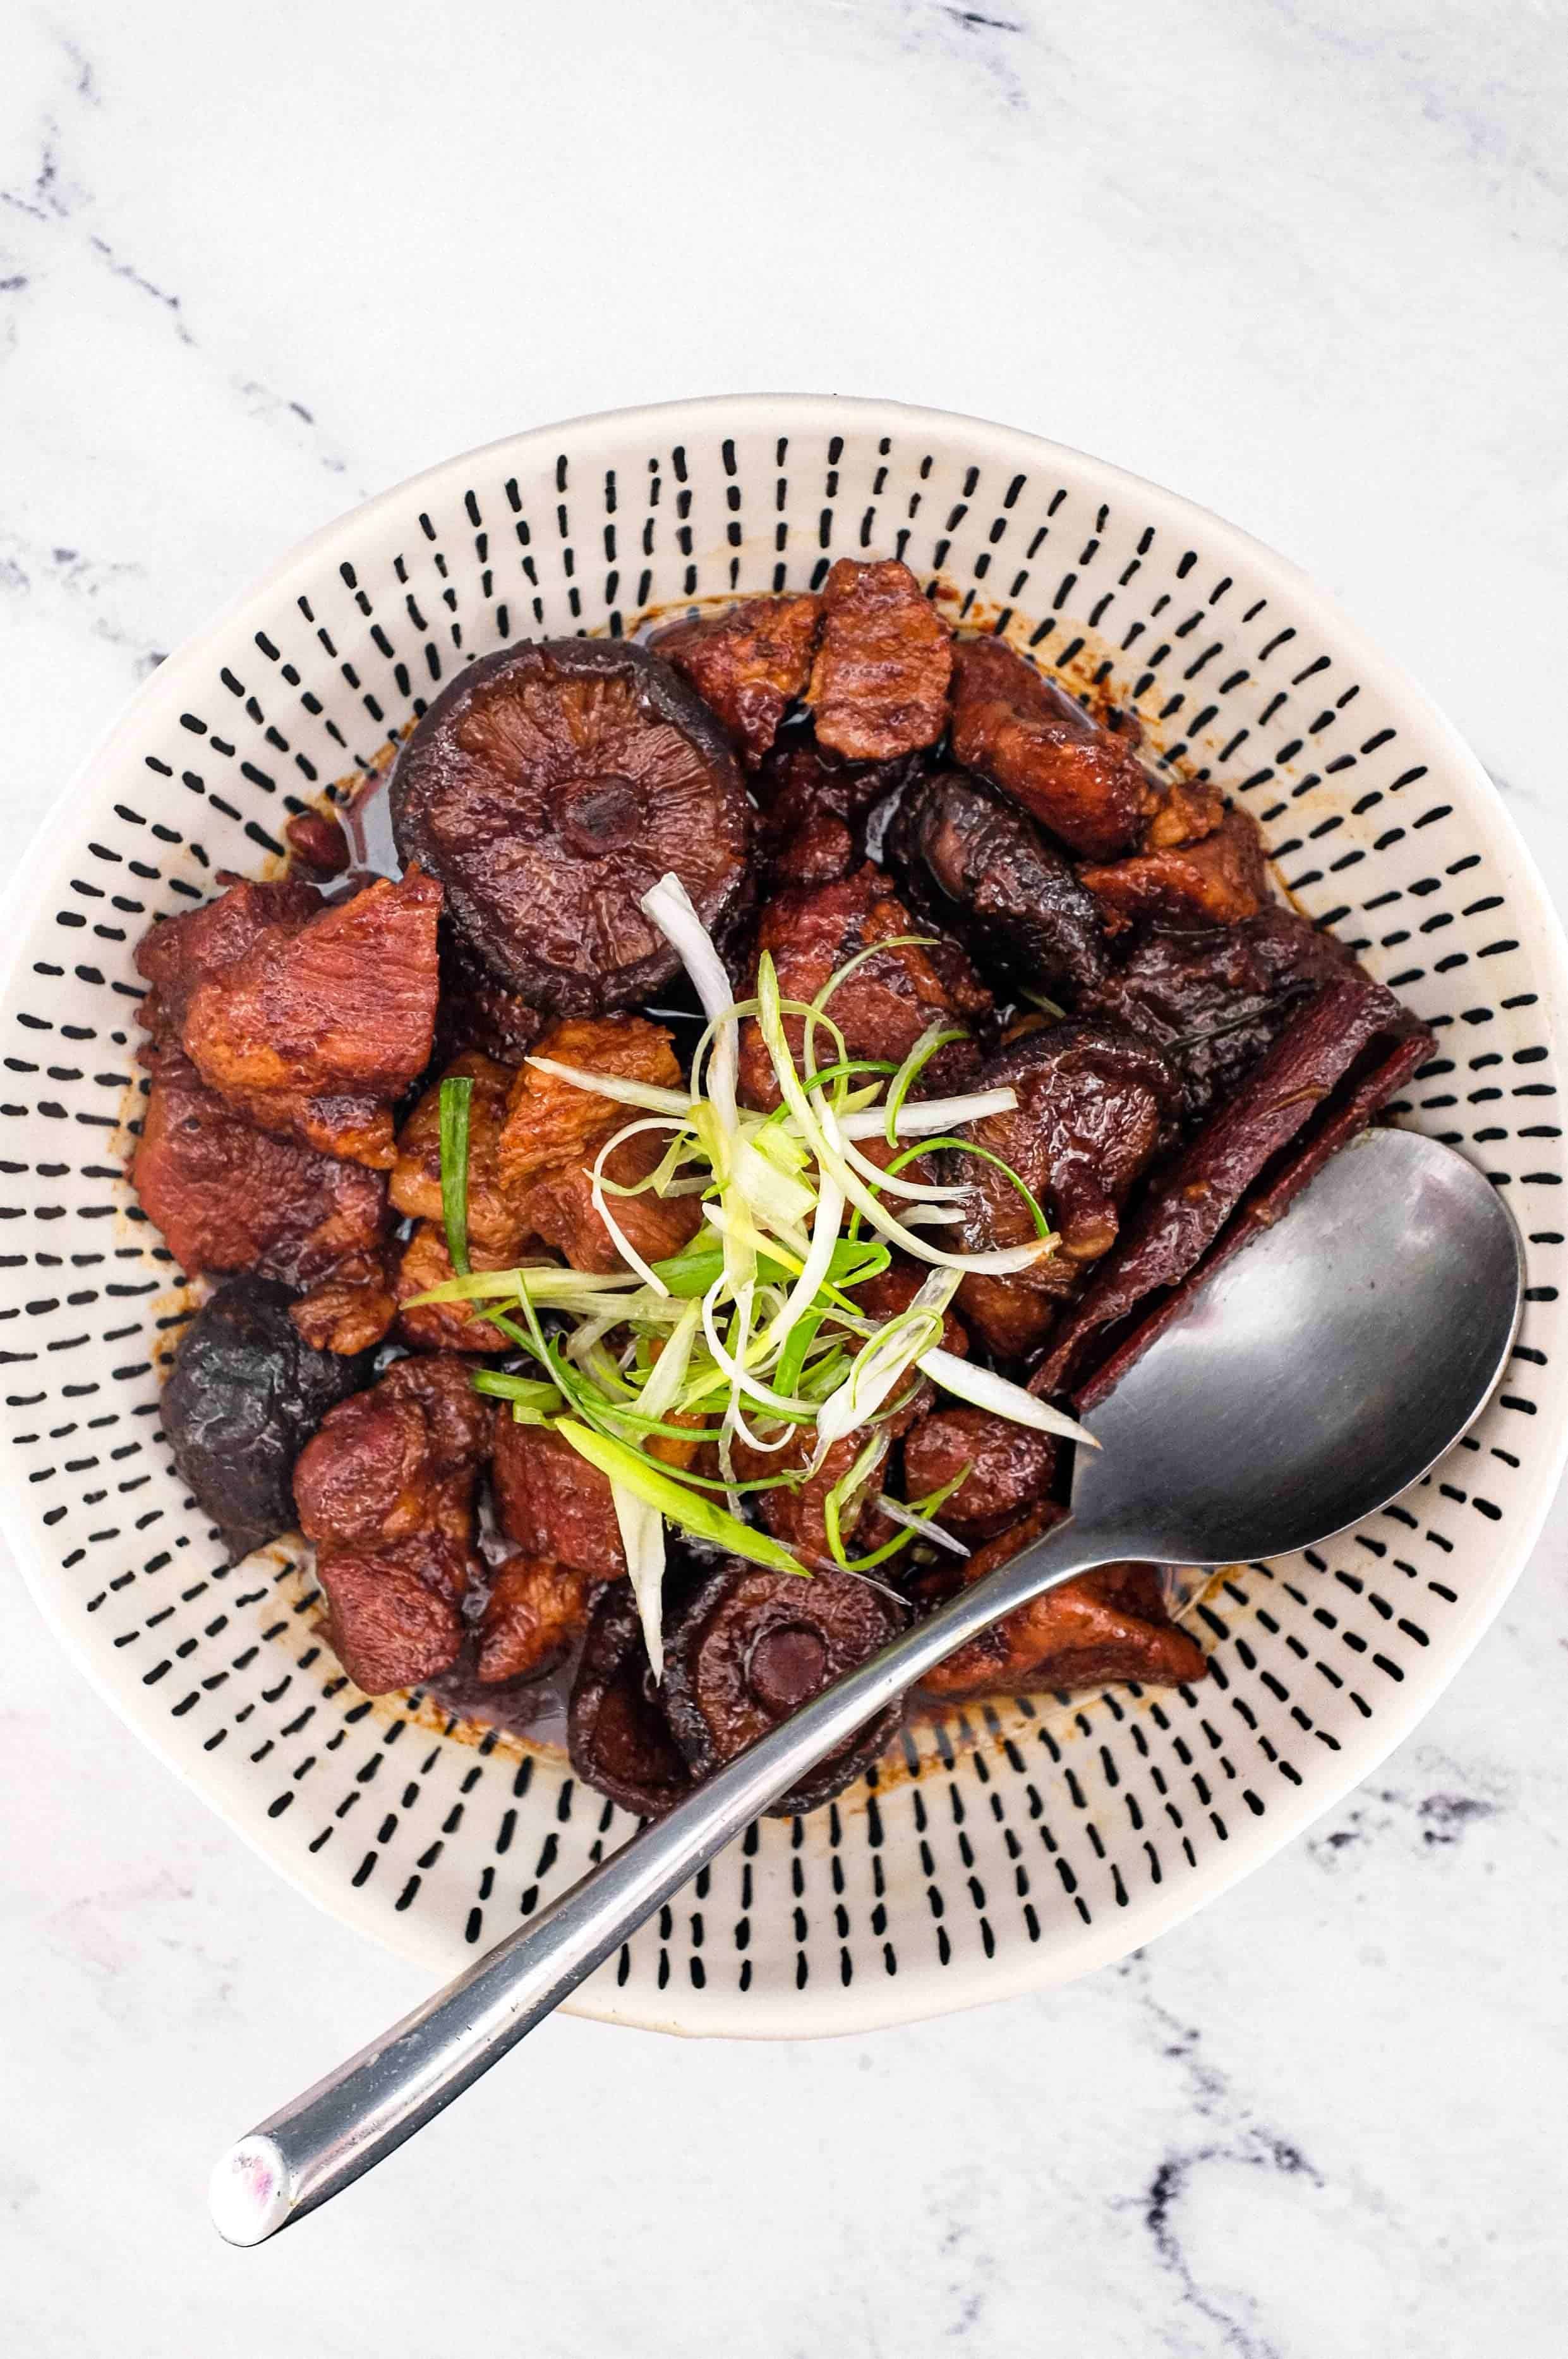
[3,4,1565,2351]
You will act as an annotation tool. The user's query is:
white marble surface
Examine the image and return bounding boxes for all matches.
[3,3,1566,2351]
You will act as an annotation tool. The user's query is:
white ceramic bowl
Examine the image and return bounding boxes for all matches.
[4,396,1564,2037]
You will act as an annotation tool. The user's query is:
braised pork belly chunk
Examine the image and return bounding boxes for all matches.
[135,873,324,1037]
[752,726,921,887]
[393,1223,522,1354]
[729,1385,929,1566]
[737,863,989,1111]
[137,868,441,1168]
[805,559,953,762]
[477,1555,597,1687]
[653,593,823,770]
[950,637,1155,859]
[392,1048,529,1254]
[491,1410,628,1579]
[126,576,1436,1804]
[1080,804,1268,933]
[133,1040,389,1287]
[497,1016,701,1272]
[289,1248,399,1357]
[920,1512,1208,1702]
[292,1355,491,1695]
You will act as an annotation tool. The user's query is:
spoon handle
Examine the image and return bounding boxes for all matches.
[211,1513,1117,2245]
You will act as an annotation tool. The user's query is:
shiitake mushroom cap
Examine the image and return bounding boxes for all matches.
[567,1584,694,1819]
[662,1563,908,1817]
[161,1274,373,1562]
[390,638,751,1016]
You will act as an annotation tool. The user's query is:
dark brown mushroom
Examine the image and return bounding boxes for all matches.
[662,1563,908,1817]
[390,638,752,1014]
[567,1586,694,1817]
[160,1275,373,1563]
[1035,970,1434,1407]
[887,767,1109,998]
[1083,902,1353,1130]
[945,1022,1176,1360]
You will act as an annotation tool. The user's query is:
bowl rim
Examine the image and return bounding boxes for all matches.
[6,391,1567,2038]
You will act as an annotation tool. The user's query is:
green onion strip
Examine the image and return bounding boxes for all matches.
[438,1075,474,1277]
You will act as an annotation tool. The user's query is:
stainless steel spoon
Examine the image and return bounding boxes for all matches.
[210,1125,1523,2245]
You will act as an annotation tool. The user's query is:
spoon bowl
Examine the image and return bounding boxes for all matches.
[1071,1125,1526,1565]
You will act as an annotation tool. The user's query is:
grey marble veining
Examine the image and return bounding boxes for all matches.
[2,3,1565,2352]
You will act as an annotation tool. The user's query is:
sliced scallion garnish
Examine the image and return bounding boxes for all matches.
[557,1419,807,1579]
[438,1074,474,1277]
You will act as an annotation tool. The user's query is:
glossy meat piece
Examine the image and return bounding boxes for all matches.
[132,1041,389,1284]
[902,1406,1057,1538]
[948,1024,1175,1359]
[295,1354,490,1547]
[920,1510,1207,1701]
[737,863,990,1112]
[1145,772,1225,851]
[732,1381,931,1566]
[491,1409,628,1578]
[498,1016,701,1273]
[1085,904,1352,1129]
[888,768,1108,997]
[160,1275,372,1562]
[854,1257,972,1358]
[434,923,545,1067]
[1080,806,1268,934]
[390,637,751,1014]
[178,870,443,1167]
[392,1049,531,1256]
[135,874,323,1040]
[805,559,953,762]
[394,1222,520,1353]
[289,1248,399,1355]
[652,593,822,768]
[568,1586,693,1817]
[950,638,1155,860]
[1035,971,1434,1405]
[663,1563,908,1816]
[293,1355,492,1695]
[284,808,351,876]
[753,729,919,887]
[477,1554,596,1685]
[306,1539,473,1697]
